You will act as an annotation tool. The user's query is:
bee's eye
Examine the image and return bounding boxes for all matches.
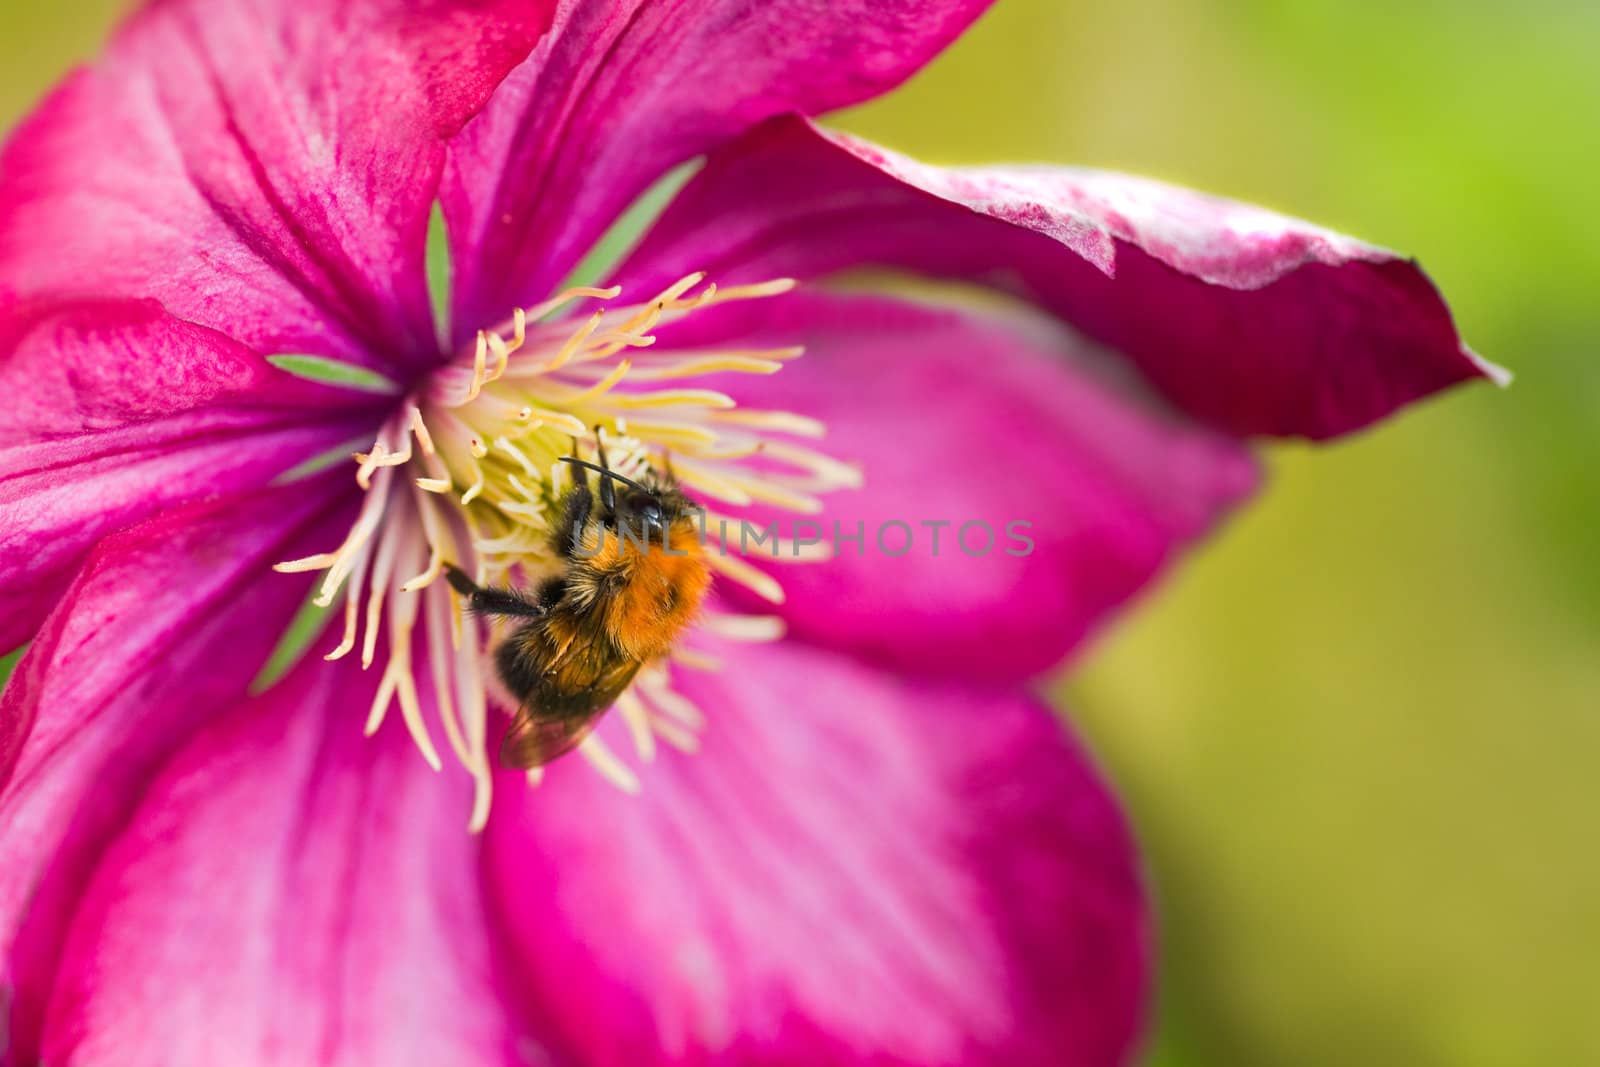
[623,490,664,527]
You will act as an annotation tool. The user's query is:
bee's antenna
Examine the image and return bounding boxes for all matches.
[557,456,652,495]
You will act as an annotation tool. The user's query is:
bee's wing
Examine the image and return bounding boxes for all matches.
[500,707,602,770]
[498,658,643,770]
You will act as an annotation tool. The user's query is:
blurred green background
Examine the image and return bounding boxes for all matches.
[3,2,1595,1064]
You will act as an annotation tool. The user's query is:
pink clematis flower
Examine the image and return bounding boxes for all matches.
[0,2,1499,1065]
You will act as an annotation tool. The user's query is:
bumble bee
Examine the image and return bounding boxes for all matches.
[446,433,711,769]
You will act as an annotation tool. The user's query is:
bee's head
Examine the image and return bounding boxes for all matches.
[619,486,667,540]
[559,455,697,547]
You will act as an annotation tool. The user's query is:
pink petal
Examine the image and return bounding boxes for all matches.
[34,654,533,1066]
[0,485,352,1063]
[0,0,549,375]
[442,0,991,334]
[667,290,1258,682]
[0,299,368,651]
[484,640,1147,1066]
[0,297,363,442]
[0,424,345,654]
[621,116,1502,440]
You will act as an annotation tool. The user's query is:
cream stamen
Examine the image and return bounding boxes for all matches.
[276,275,852,827]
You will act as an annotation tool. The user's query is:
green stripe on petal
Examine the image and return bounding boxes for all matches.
[557,159,702,296]
[267,355,401,394]
[0,645,23,697]
[250,585,337,695]
[428,200,453,350]
[272,436,372,486]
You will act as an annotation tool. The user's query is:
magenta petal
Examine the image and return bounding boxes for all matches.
[35,659,532,1067]
[0,297,361,441]
[485,641,1147,1066]
[0,485,350,1064]
[443,0,991,332]
[0,420,350,653]
[666,290,1257,682]
[0,0,548,372]
[622,116,1501,440]
[0,299,367,650]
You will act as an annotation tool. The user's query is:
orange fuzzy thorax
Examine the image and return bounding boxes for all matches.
[574,520,711,662]
[274,274,858,824]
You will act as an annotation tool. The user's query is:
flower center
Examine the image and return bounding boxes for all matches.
[276,275,857,829]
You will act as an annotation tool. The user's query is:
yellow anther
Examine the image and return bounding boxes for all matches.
[270,272,847,825]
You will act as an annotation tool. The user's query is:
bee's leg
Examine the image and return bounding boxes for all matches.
[550,481,593,556]
[444,564,545,619]
[444,563,479,597]
[467,588,546,618]
[534,575,568,612]
[593,425,616,511]
[566,434,587,477]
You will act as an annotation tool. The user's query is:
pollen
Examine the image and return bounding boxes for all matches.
[275,275,859,829]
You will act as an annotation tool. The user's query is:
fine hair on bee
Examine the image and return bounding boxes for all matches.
[445,429,712,769]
